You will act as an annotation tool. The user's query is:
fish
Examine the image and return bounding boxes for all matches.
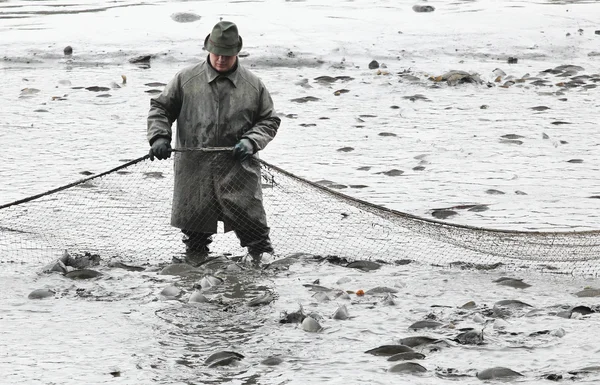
[389,362,427,373]
[301,316,322,332]
[365,345,414,356]
[387,352,426,361]
[408,321,442,330]
[398,336,439,347]
[28,289,55,300]
[332,305,349,320]
[64,269,102,279]
[204,351,244,367]
[476,367,523,380]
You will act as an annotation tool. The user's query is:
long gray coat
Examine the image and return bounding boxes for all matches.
[147,59,280,234]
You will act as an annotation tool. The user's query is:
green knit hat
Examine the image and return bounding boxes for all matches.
[204,21,243,56]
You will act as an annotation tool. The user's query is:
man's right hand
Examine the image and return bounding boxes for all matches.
[149,138,172,161]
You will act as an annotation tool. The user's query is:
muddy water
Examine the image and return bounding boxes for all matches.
[1,0,600,384]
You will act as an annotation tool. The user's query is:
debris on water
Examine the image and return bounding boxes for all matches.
[28,289,55,300]
[368,60,379,69]
[63,46,73,56]
[337,147,354,152]
[507,57,518,64]
[486,189,505,195]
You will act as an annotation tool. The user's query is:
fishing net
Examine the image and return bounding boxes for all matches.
[1,150,600,275]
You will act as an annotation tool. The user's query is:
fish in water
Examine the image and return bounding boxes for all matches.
[159,263,196,276]
[332,305,349,320]
[454,329,484,345]
[476,367,523,380]
[204,351,244,367]
[160,285,181,299]
[301,316,322,332]
[280,307,306,324]
[64,269,102,279]
[261,357,284,366]
[389,362,427,373]
[574,288,600,297]
[188,290,209,303]
[346,260,382,271]
[387,352,426,361]
[408,321,443,330]
[494,277,531,289]
[28,289,55,299]
[108,261,145,272]
[247,291,274,307]
[199,275,224,290]
[365,286,399,295]
[398,336,439,348]
[493,299,533,318]
[365,345,414,356]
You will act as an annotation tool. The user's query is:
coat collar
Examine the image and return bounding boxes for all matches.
[205,57,240,87]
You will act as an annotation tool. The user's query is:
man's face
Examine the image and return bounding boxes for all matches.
[209,53,237,72]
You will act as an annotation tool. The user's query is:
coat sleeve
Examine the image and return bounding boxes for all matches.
[242,80,281,152]
[147,74,182,145]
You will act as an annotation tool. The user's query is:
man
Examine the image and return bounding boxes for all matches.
[147,21,280,264]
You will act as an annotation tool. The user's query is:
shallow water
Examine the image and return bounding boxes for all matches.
[2,0,600,384]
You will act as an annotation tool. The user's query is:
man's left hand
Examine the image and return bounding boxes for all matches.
[233,138,255,162]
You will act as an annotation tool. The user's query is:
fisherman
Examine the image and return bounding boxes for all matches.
[147,21,281,264]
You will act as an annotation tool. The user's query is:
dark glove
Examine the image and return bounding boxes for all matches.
[232,138,255,162]
[149,138,171,161]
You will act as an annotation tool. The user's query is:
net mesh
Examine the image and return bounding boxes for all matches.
[2,150,600,275]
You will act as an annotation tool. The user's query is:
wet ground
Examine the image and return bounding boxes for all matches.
[1,0,600,383]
